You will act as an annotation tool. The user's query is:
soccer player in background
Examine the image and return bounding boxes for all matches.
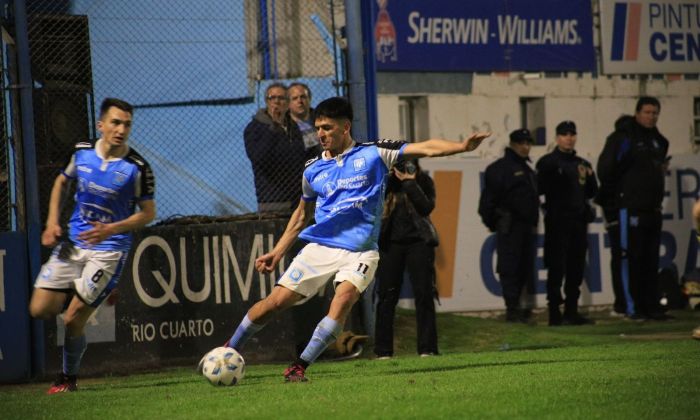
[221,96,489,382]
[29,98,156,394]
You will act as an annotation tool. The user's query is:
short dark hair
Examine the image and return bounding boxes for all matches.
[314,97,353,121]
[265,82,287,98]
[635,96,660,112]
[289,82,311,100]
[100,98,133,118]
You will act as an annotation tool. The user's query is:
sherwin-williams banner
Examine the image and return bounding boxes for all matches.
[374,0,596,72]
[599,0,700,74]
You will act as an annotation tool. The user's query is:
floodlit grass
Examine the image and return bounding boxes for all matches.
[1,308,699,419]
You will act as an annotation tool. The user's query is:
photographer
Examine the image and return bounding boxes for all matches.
[374,159,439,359]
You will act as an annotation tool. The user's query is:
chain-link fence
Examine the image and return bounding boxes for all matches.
[18,0,346,227]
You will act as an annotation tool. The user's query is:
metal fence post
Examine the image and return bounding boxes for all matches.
[13,0,45,377]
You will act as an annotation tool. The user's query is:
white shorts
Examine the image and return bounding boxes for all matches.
[34,243,127,307]
[277,243,379,301]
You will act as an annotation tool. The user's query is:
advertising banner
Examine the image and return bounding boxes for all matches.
[374,0,596,72]
[0,233,31,383]
[421,153,700,312]
[42,219,341,375]
[599,0,700,74]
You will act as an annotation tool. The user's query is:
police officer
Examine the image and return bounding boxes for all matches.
[479,129,539,323]
[537,121,598,326]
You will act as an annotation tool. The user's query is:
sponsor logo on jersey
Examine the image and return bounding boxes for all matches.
[88,181,118,199]
[336,174,370,189]
[77,165,93,174]
[314,172,329,183]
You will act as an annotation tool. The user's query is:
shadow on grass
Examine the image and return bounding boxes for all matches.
[388,356,625,376]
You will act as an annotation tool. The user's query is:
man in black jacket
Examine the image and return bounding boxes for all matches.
[244,83,307,213]
[537,121,598,326]
[479,129,539,322]
[596,97,670,320]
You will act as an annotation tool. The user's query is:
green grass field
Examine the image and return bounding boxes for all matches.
[2,308,699,419]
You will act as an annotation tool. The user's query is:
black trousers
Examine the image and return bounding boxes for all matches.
[603,210,625,314]
[374,241,438,356]
[496,221,536,310]
[619,209,662,316]
[544,214,587,311]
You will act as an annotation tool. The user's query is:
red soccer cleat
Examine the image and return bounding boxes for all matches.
[283,363,308,383]
[47,373,77,394]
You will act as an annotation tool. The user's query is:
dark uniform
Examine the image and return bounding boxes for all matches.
[597,112,669,319]
[536,121,598,325]
[478,129,539,322]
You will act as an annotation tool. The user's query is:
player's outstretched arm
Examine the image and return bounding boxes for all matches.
[78,199,156,245]
[255,198,315,274]
[41,174,70,247]
[403,131,491,159]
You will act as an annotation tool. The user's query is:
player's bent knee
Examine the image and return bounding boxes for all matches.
[29,299,60,320]
[29,305,55,320]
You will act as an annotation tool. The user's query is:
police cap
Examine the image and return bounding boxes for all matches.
[555,120,577,135]
[509,128,534,144]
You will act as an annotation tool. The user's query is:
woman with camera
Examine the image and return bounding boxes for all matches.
[374,159,439,359]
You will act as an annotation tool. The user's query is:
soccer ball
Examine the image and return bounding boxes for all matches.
[199,346,246,386]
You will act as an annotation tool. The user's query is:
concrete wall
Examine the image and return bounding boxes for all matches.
[378,74,700,162]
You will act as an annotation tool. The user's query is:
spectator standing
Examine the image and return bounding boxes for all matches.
[288,82,321,160]
[374,159,439,359]
[478,129,539,323]
[596,97,670,320]
[595,115,634,316]
[244,83,306,213]
[536,121,598,326]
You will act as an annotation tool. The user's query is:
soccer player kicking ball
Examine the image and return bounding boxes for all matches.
[29,98,156,394]
[222,97,488,382]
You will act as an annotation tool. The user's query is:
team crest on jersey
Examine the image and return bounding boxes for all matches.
[289,268,304,282]
[322,181,337,196]
[112,171,128,186]
[353,157,366,171]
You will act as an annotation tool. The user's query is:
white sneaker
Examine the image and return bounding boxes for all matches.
[376,356,392,360]
[609,310,626,318]
[419,353,436,358]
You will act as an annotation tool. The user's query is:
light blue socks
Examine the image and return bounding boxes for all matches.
[227,314,265,350]
[300,316,342,364]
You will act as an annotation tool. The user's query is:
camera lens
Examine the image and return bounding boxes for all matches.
[405,161,417,174]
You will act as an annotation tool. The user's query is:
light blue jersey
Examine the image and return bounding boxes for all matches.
[299,140,406,251]
[63,140,155,251]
